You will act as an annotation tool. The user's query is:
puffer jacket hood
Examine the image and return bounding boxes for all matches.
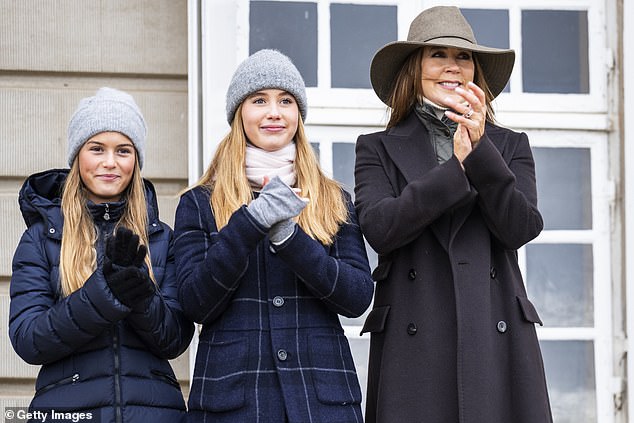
[18,168,161,236]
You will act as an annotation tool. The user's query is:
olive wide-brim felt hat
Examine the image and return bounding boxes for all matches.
[370,6,515,106]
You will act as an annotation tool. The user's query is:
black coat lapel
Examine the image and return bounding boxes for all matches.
[380,113,437,184]
[378,113,453,251]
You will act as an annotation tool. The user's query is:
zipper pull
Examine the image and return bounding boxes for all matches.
[103,203,110,221]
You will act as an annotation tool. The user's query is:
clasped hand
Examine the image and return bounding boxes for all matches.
[247,176,309,244]
[442,81,487,164]
[103,227,155,311]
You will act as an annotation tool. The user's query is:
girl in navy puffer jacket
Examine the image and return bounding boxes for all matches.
[9,87,193,423]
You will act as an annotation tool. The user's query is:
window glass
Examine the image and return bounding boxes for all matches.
[250,1,318,86]
[540,341,597,422]
[332,142,355,196]
[533,147,592,230]
[526,244,594,327]
[311,142,320,161]
[348,336,369,409]
[330,4,397,88]
[460,9,510,92]
[522,10,589,93]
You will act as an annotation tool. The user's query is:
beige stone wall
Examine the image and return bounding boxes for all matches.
[0,1,190,408]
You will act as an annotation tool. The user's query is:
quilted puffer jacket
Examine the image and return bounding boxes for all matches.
[9,169,194,423]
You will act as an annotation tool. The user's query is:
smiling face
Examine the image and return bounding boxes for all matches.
[77,131,136,204]
[421,46,475,108]
[241,89,299,152]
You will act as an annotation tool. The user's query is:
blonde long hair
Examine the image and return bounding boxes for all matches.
[194,103,348,245]
[387,47,496,128]
[59,159,154,296]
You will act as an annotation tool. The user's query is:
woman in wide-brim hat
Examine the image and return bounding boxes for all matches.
[354,6,553,423]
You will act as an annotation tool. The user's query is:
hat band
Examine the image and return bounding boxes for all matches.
[423,35,475,45]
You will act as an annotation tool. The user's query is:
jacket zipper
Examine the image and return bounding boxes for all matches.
[35,373,80,396]
[113,327,122,423]
[151,369,181,388]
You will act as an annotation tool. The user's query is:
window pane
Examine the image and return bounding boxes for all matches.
[540,341,597,422]
[311,142,320,161]
[522,10,589,93]
[250,1,318,86]
[461,9,510,93]
[332,142,355,195]
[347,336,369,410]
[526,244,594,327]
[533,147,592,230]
[331,141,377,286]
[330,4,397,88]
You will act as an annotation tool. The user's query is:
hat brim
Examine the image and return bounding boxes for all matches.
[370,39,515,106]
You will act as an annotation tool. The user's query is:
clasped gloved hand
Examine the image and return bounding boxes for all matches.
[103,227,155,311]
[246,176,308,229]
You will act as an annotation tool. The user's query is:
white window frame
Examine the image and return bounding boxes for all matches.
[522,130,614,422]
[624,0,634,422]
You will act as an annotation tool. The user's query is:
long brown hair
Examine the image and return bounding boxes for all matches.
[193,103,348,245]
[386,47,496,128]
[59,157,154,296]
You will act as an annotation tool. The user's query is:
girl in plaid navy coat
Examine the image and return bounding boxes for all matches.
[174,50,374,423]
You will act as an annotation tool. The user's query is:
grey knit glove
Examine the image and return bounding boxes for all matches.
[269,219,296,245]
[247,176,307,229]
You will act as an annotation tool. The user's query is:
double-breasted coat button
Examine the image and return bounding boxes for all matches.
[272,296,285,307]
[497,320,508,333]
[49,228,56,234]
[407,323,417,335]
[277,349,288,361]
[408,269,417,280]
[490,266,497,279]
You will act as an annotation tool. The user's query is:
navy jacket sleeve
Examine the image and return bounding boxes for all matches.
[9,226,129,365]
[174,188,267,325]
[125,228,194,359]
[271,194,373,318]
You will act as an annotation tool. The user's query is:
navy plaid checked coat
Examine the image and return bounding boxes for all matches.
[174,186,374,423]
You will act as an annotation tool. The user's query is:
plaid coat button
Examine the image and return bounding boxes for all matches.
[277,349,288,361]
[273,296,285,307]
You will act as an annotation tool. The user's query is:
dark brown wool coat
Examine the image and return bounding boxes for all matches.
[354,113,553,423]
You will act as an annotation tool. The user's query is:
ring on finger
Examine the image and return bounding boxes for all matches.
[463,106,474,119]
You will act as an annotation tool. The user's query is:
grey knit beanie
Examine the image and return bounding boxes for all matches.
[226,49,307,124]
[67,87,147,169]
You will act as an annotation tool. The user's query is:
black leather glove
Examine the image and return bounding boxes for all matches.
[105,227,147,268]
[104,263,156,311]
[103,227,154,311]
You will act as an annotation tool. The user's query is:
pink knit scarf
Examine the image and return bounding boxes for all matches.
[245,142,297,189]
